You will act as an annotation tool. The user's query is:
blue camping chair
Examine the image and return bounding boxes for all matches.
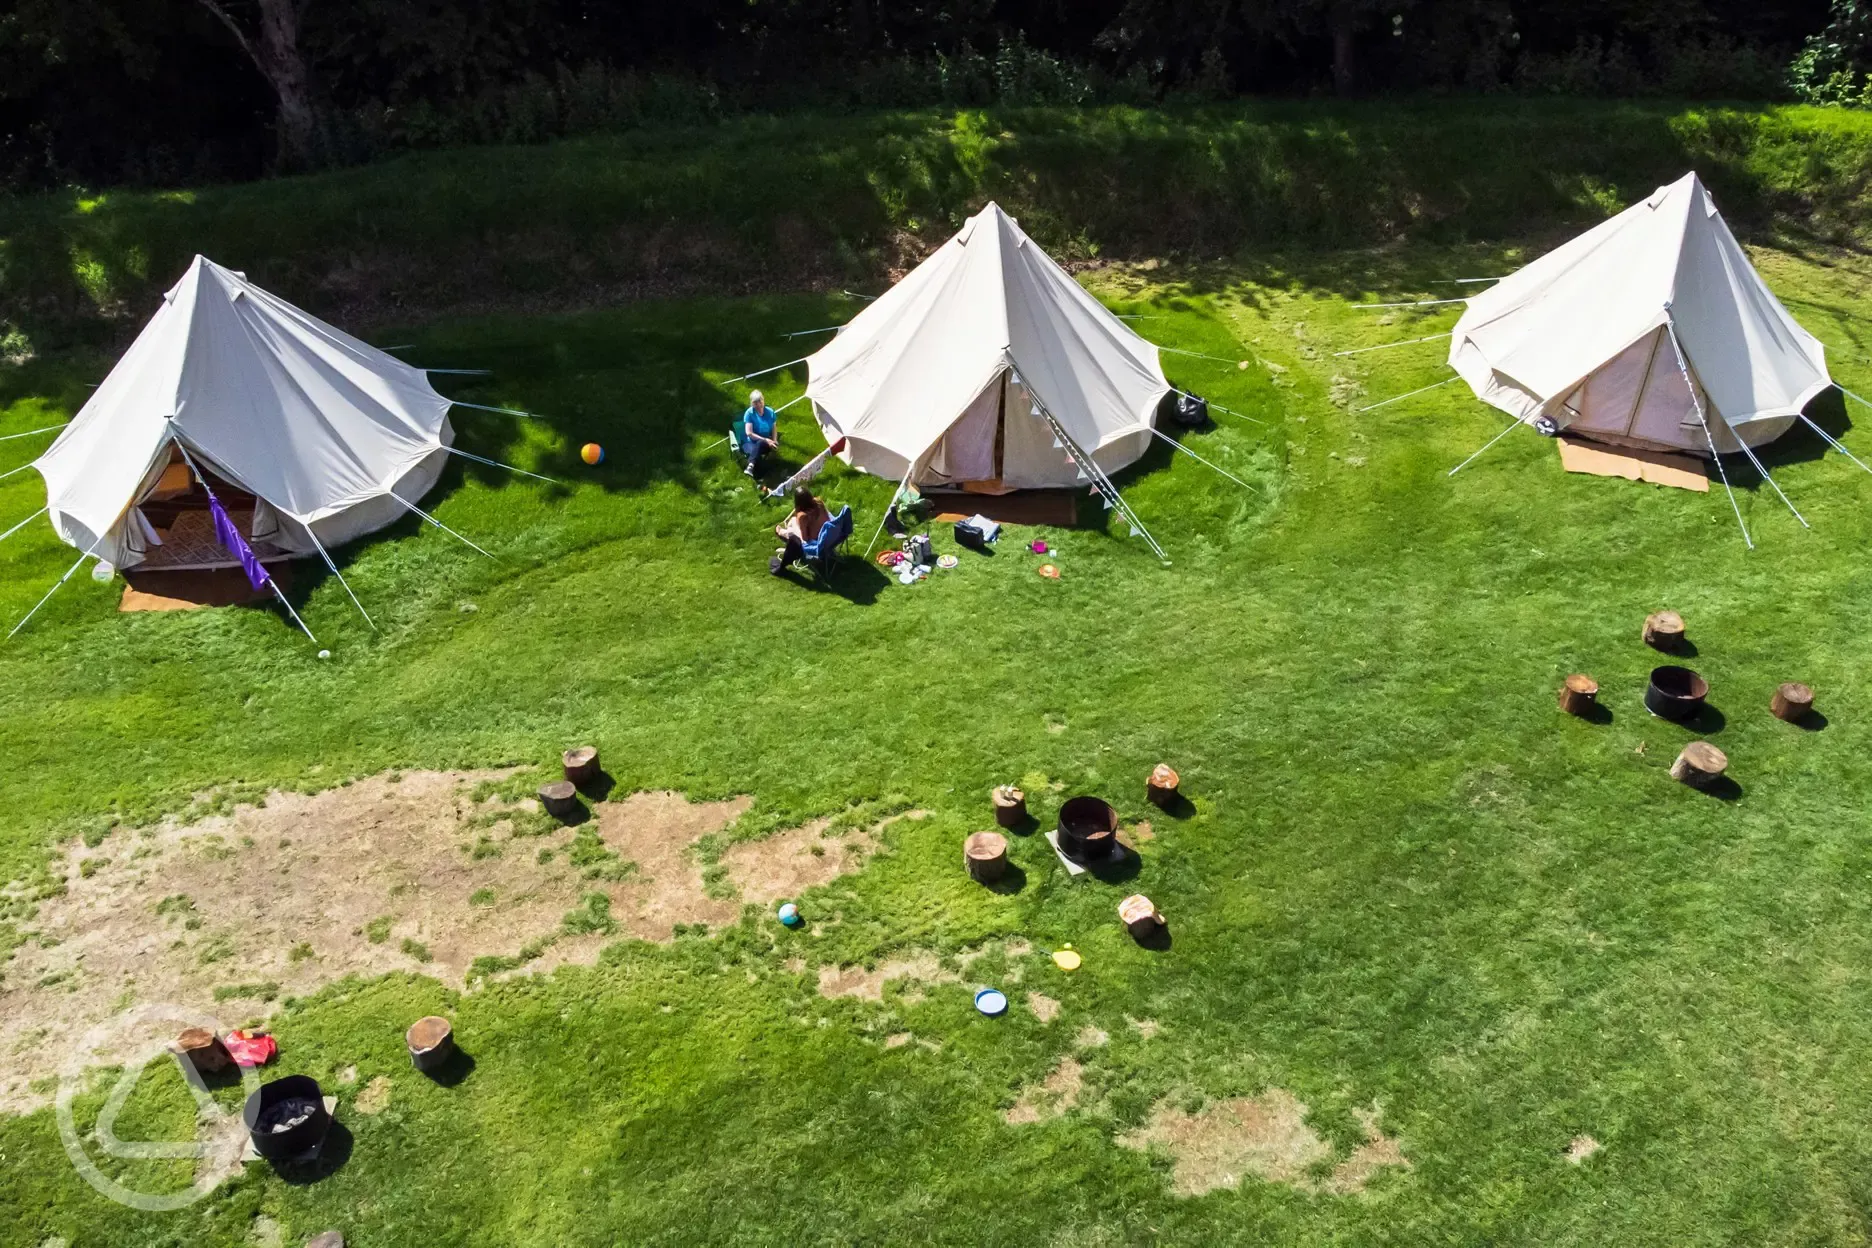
[798,506,853,579]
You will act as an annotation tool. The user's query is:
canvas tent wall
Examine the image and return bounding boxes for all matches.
[1447,172,1831,458]
[805,202,1170,491]
[32,255,454,570]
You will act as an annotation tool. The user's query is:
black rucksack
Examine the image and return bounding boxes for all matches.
[1173,392,1209,427]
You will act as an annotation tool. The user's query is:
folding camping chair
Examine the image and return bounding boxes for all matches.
[798,505,852,580]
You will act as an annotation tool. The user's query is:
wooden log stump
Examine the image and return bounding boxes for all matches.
[1146,764,1180,808]
[406,1015,455,1073]
[306,1234,345,1248]
[964,831,1009,883]
[1558,673,1600,715]
[1771,682,1814,723]
[1118,894,1163,939]
[174,1027,230,1075]
[538,780,581,821]
[1643,610,1687,652]
[991,786,1026,829]
[562,745,600,785]
[1670,741,1729,789]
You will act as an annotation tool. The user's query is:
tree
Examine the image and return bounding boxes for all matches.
[193,0,318,165]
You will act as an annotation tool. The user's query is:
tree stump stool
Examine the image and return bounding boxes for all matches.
[538,780,581,821]
[406,1016,455,1073]
[991,786,1026,829]
[965,831,1009,883]
[1670,741,1729,789]
[175,1027,230,1075]
[306,1234,345,1248]
[562,746,600,785]
[1118,894,1163,939]
[1643,610,1687,652]
[1771,682,1814,723]
[1146,764,1180,808]
[1558,674,1600,716]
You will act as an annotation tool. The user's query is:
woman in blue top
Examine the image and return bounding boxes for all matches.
[740,390,779,478]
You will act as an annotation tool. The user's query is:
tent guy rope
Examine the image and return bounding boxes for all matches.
[444,445,563,484]
[1447,414,1524,477]
[1353,297,1470,309]
[7,541,102,641]
[723,355,811,387]
[1799,411,1872,476]
[1666,318,1753,550]
[0,506,47,546]
[1171,388,1264,425]
[1149,427,1258,492]
[0,423,67,443]
[1357,375,1459,412]
[305,527,376,631]
[384,493,496,559]
[1334,332,1453,357]
[451,400,544,420]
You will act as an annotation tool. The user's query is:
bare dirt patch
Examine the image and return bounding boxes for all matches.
[817,954,957,1002]
[1128,1017,1162,1039]
[1076,1025,1111,1049]
[1005,1056,1084,1125]
[884,1032,913,1049]
[1028,993,1062,1023]
[1566,1134,1602,1164]
[0,772,897,1112]
[353,1075,392,1116]
[1119,1090,1408,1198]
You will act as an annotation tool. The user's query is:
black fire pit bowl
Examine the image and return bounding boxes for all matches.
[243,1074,331,1161]
[1645,665,1709,722]
[1057,796,1119,861]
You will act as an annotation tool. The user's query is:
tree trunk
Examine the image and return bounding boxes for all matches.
[257,0,316,166]
[197,0,317,167]
[850,0,872,52]
[1330,5,1358,96]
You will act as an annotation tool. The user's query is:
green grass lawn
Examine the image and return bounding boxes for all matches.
[6,232,1872,1245]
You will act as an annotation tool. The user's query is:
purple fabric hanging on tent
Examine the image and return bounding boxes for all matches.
[208,494,271,591]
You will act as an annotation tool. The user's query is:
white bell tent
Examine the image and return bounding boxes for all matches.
[1448,172,1833,459]
[0,255,557,638]
[805,202,1171,493]
[30,255,457,577]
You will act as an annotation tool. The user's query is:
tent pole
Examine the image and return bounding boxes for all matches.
[1665,318,1752,550]
[385,493,496,559]
[1357,375,1458,413]
[1333,333,1453,357]
[1799,411,1872,476]
[7,539,103,641]
[0,506,47,546]
[863,463,915,559]
[1447,414,1524,477]
[304,527,376,631]
[1149,427,1258,492]
[0,423,67,443]
[173,438,324,643]
[443,445,562,484]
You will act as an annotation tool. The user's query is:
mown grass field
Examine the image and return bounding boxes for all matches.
[7,107,1872,1246]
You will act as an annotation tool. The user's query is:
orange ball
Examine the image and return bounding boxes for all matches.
[580,443,604,465]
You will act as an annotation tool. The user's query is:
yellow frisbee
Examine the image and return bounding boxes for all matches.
[1052,948,1082,972]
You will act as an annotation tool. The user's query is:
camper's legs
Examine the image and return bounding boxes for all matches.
[770,534,804,574]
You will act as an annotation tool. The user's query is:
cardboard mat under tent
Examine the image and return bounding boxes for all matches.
[1555,437,1710,492]
[927,489,1079,527]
